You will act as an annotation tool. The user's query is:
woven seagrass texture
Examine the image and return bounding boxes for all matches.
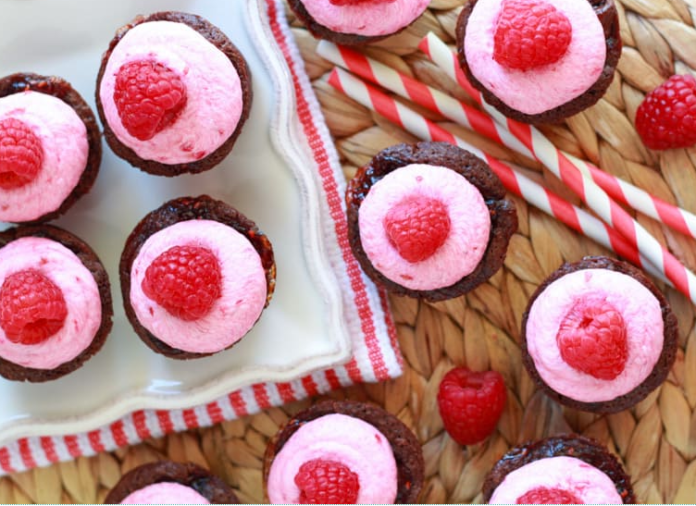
[3,0,696,503]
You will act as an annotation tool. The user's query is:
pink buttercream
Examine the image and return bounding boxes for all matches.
[489,456,623,504]
[300,0,430,37]
[99,20,242,164]
[267,413,398,504]
[120,482,210,504]
[526,268,664,402]
[358,164,490,290]
[129,220,267,354]
[0,237,101,370]
[0,91,88,222]
[464,0,606,114]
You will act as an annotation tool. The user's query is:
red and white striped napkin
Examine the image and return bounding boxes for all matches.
[0,0,402,475]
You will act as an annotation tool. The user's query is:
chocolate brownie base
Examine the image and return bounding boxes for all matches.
[104,461,239,504]
[95,11,252,176]
[0,73,102,223]
[346,141,517,301]
[456,0,622,124]
[120,195,276,360]
[288,0,417,45]
[263,400,424,503]
[0,225,113,382]
[521,256,679,413]
[482,435,635,503]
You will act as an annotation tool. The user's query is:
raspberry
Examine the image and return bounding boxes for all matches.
[556,297,628,381]
[0,118,44,190]
[0,270,68,345]
[142,245,222,321]
[517,487,583,504]
[493,0,573,71]
[113,60,187,141]
[383,194,451,263]
[328,0,395,4]
[294,459,360,504]
[437,367,507,446]
[635,74,696,150]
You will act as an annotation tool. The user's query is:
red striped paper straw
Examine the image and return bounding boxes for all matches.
[416,35,696,303]
[318,39,696,240]
[327,68,668,285]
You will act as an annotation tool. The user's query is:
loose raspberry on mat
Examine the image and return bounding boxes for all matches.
[294,459,360,504]
[0,117,44,190]
[113,60,187,141]
[142,245,222,321]
[635,74,696,150]
[0,269,68,345]
[556,297,628,381]
[493,0,573,71]
[383,194,451,263]
[517,486,583,504]
[437,367,507,446]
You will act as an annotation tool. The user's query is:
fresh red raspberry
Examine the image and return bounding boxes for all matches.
[142,245,222,321]
[328,0,395,4]
[383,194,451,263]
[113,60,187,141]
[0,270,68,345]
[437,367,507,446]
[517,487,583,504]
[556,297,627,381]
[493,0,573,71]
[0,118,44,190]
[294,459,360,504]
[635,74,696,150]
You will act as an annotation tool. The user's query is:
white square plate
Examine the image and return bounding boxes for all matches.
[0,0,352,445]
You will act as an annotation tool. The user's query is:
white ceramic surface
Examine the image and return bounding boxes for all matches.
[0,0,352,445]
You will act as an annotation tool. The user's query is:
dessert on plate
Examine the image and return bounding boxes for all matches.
[288,0,431,46]
[346,141,517,301]
[104,461,239,504]
[96,11,252,176]
[263,400,424,504]
[483,434,635,504]
[0,225,112,382]
[0,73,101,223]
[522,256,678,413]
[456,0,621,124]
[120,195,275,359]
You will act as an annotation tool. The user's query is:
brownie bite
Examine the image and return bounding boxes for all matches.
[0,73,101,223]
[346,141,517,301]
[120,195,275,360]
[484,435,635,503]
[104,461,239,504]
[96,11,252,176]
[521,256,678,413]
[456,0,621,124]
[0,225,112,382]
[263,400,424,504]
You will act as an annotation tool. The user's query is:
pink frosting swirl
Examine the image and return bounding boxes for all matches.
[99,20,243,165]
[358,163,491,290]
[120,482,210,504]
[0,91,88,222]
[489,456,623,504]
[129,220,267,354]
[267,413,398,504]
[464,0,606,114]
[526,268,664,402]
[0,237,101,370]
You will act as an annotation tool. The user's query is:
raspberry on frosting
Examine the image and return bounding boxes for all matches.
[0,117,44,190]
[113,60,188,141]
[516,486,582,504]
[142,244,222,321]
[294,459,360,504]
[383,194,451,263]
[0,269,68,345]
[493,0,573,71]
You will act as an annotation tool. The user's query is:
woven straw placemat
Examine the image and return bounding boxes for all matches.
[3,0,696,503]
